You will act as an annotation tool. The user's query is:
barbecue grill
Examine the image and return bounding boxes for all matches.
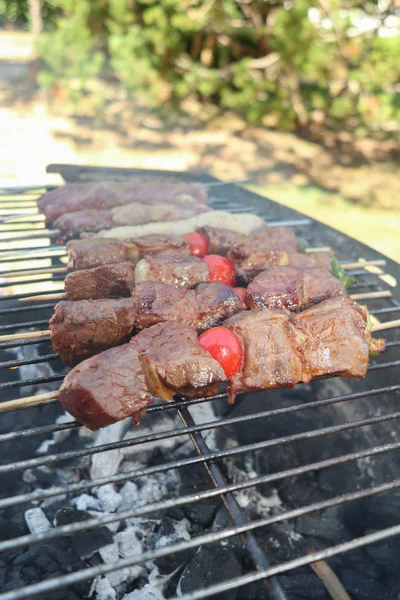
[0,163,400,600]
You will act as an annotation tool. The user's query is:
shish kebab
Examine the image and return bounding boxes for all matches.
[10,296,387,430]
[15,219,357,303]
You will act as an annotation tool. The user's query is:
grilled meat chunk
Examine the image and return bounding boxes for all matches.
[247,266,344,312]
[54,210,112,237]
[128,234,191,257]
[133,281,198,331]
[58,344,152,430]
[64,262,135,300]
[131,321,226,398]
[194,282,242,331]
[110,199,210,226]
[227,246,288,285]
[39,180,207,223]
[50,298,137,365]
[296,295,370,381]
[67,238,138,271]
[134,253,209,288]
[224,309,303,401]
[197,226,248,256]
[287,251,333,271]
[257,227,298,253]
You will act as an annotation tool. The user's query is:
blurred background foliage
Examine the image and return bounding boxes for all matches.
[1,0,399,137]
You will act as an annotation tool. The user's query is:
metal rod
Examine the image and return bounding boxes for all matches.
[2,444,400,600]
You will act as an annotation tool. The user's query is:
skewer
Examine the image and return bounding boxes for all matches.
[0,266,67,278]
[1,314,399,414]
[0,290,391,340]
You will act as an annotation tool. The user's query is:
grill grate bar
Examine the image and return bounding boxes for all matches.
[0,373,65,391]
[0,276,64,289]
[177,405,286,600]
[0,337,53,351]
[0,353,59,369]
[0,319,50,332]
[1,383,399,478]
[2,444,400,600]
[2,427,400,552]
[0,302,57,316]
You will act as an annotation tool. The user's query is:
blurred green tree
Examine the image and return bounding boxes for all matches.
[3,0,399,135]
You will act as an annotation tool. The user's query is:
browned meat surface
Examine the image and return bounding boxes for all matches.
[53,210,112,236]
[197,226,248,256]
[67,238,137,271]
[128,234,191,257]
[131,321,226,397]
[227,245,288,285]
[64,262,135,300]
[58,344,152,430]
[133,281,198,331]
[287,251,332,271]
[224,309,303,401]
[39,180,207,223]
[50,298,137,365]
[110,200,210,226]
[134,253,210,288]
[247,266,344,312]
[296,296,369,381]
[194,282,242,331]
[254,227,298,252]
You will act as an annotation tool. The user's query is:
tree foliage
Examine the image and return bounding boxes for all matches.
[4,0,400,134]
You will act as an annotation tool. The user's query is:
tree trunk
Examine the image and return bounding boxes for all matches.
[28,0,43,40]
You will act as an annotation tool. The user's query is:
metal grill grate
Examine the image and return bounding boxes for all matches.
[0,165,399,600]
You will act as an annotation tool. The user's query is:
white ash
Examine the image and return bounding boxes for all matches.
[91,420,131,480]
[122,584,165,600]
[91,577,117,600]
[17,341,59,394]
[120,413,181,461]
[24,507,52,533]
[96,484,122,513]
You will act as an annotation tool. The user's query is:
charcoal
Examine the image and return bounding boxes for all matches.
[279,573,329,599]
[236,581,269,600]
[0,568,6,589]
[295,508,347,542]
[154,537,194,574]
[21,566,42,582]
[179,464,221,526]
[363,532,400,580]
[178,543,242,600]
[339,569,393,600]
[341,492,400,536]
[54,507,113,558]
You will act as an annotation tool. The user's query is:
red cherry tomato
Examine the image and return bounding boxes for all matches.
[233,287,247,309]
[203,255,235,287]
[184,232,209,258]
[198,327,243,379]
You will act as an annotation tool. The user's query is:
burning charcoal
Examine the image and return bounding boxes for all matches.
[178,543,242,600]
[96,484,122,513]
[90,421,129,479]
[92,577,117,600]
[54,507,113,559]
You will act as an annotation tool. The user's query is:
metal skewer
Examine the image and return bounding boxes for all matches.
[0,313,398,414]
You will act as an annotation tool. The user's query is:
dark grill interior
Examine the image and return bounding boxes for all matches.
[0,164,399,600]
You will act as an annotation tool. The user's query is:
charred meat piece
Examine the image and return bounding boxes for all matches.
[247,266,344,312]
[50,298,137,365]
[133,281,198,331]
[224,309,303,401]
[67,238,138,271]
[39,180,207,223]
[54,210,112,237]
[194,282,242,331]
[58,344,152,430]
[287,251,333,271]
[127,234,191,257]
[110,199,210,226]
[254,227,298,253]
[131,321,226,399]
[64,262,135,300]
[296,295,370,381]
[134,253,210,288]
[227,245,288,285]
[197,226,248,256]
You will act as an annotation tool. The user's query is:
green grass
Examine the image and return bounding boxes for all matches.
[248,183,400,263]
